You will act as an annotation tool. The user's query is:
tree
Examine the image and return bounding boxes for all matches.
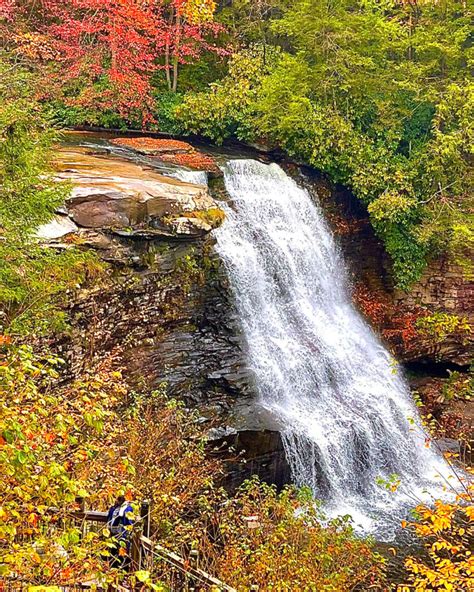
[2,0,224,123]
[162,0,223,93]
[178,0,473,289]
[0,55,102,336]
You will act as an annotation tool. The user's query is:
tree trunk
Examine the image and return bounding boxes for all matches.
[165,39,172,91]
[172,10,181,93]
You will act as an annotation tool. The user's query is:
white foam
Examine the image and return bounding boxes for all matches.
[214,159,456,540]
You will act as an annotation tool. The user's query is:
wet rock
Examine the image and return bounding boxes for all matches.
[435,437,460,455]
[209,429,292,492]
[167,216,212,236]
[207,425,238,440]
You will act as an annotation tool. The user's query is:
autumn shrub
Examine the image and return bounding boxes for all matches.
[185,208,226,228]
[194,478,387,591]
[121,389,222,552]
[0,344,133,584]
[398,480,474,592]
[416,313,471,344]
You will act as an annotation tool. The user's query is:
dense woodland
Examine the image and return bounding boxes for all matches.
[0,0,473,590]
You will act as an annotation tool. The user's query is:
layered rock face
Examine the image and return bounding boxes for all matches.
[44,137,282,489]
[51,146,219,236]
[45,142,248,403]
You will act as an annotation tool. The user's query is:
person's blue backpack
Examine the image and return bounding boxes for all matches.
[108,501,134,539]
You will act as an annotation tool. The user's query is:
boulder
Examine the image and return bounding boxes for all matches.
[56,147,220,233]
[36,215,78,240]
[167,216,212,237]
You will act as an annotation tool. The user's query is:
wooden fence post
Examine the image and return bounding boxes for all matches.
[131,500,152,571]
[187,549,199,591]
[75,496,86,540]
[141,500,151,538]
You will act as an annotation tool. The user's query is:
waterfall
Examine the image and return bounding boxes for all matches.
[172,169,208,185]
[214,159,453,539]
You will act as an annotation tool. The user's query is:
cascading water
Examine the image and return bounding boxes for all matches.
[214,159,453,539]
[172,169,208,185]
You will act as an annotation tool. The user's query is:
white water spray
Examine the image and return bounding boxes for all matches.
[214,159,453,539]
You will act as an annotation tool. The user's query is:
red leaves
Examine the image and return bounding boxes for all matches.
[159,151,219,172]
[0,0,16,22]
[352,284,389,326]
[352,283,427,352]
[111,137,194,153]
[4,0,227,122]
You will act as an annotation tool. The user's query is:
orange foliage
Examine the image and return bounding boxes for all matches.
[111,137,194,153]
[352,283,428,352]
[353,284,389,326]
[112,136,220,172]
[159,150,220,172]
[327,213,365,235]
[398,480,474,592]
[382,311,421,351]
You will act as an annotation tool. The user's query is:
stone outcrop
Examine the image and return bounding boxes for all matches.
[209,430,292,492]
[110,137,222,176]
[393,260,473,366]
[48,142,252,425]
[55,147,220,236]
[36,214,78,239]
[46,138,291,487]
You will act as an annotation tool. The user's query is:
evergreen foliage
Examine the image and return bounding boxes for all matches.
[178,0,473,289]
[0,57,103,335]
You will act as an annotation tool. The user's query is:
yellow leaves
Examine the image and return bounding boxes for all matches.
[400,484,474,592]
[430,513,452,533]
[182,0,216,24]
[0,345,134,583]
[464,505,474,521]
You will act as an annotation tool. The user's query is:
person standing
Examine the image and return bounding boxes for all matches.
[106,495,134,569]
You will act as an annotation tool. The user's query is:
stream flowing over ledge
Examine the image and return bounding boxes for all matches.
[42,132,473,536]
